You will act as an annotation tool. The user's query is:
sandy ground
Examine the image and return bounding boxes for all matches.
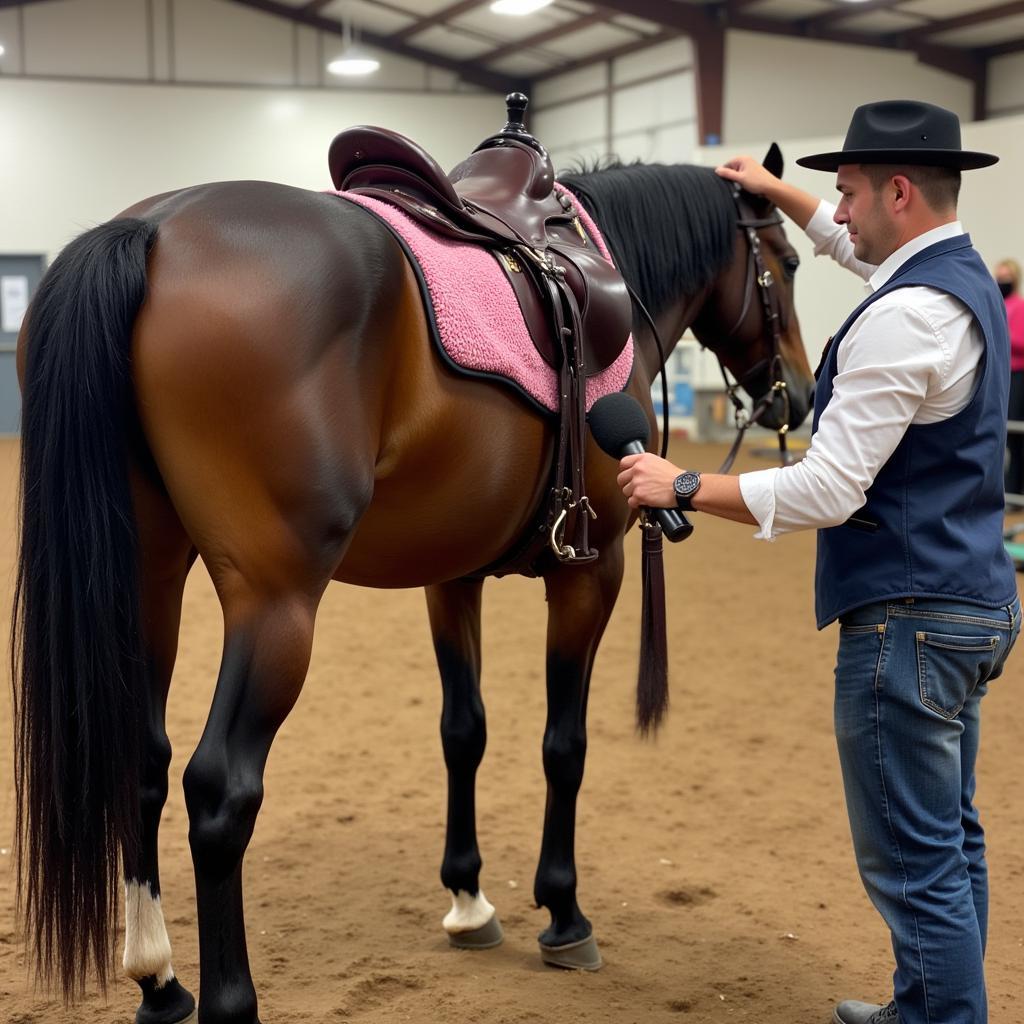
[1,435,1022,1024]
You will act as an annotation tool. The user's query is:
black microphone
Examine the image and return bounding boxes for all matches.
[588,393,694,542]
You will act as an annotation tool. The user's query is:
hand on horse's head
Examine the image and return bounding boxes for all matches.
[715,154,781,198]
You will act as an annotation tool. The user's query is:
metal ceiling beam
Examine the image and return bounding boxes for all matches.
[984,35,1024,56]
[476,11,609,64]
[901,0,1024,41]
[0,0,62,7]
[225,0,523,93]
[694,19,725,145]
[586,0,718,35]
[387,0,485,43]
[800,0,911,30]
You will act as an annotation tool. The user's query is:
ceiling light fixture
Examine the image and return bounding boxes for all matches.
[490,0,555,15]
[327,4,380,77]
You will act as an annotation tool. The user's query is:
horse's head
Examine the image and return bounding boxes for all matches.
[691,144,815,433]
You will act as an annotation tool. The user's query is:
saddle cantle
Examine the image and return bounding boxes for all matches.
[327,94,631,377]
[328,94,635,567]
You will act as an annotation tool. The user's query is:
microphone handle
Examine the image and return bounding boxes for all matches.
[621,441,694,542]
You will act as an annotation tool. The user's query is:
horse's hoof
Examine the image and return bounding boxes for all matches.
[135,976,197,1024]
[447,912,504,950]
[539,933,602,971]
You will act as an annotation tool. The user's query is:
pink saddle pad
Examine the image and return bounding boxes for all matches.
[328,183,633,414]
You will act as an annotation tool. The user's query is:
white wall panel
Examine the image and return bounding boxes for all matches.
[533,94,608,160]
[24,0,150,79]
[724,31,972,143]
[0,9,24,75]
[613,37,693,86]
[612,120,697,164]
[612,71,696,131]
[0,78,500,261]
[173,0,294,85]
[533,64,606,108]
[989,52,1024,116]
[152,0,171,82]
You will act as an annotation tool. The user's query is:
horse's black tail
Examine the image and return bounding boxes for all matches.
[11,218,159,1001]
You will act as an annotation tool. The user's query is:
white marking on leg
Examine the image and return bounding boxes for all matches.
[443,889,495,934]
[123,879,175,988]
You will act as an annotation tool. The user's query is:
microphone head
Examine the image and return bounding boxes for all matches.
[588,392,650,457]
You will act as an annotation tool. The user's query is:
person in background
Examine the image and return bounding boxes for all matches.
[617,101,1020,1024]
[996,259,1024,495]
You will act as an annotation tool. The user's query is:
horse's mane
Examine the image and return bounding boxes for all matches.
[558,160,737,319]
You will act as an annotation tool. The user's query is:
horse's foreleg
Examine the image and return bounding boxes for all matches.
[425,577,503,950]
[124,477,198,1024]
[183,583,324,1024]
[535,544,625,971]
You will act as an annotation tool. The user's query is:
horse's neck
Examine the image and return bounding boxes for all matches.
[635,287,712,383]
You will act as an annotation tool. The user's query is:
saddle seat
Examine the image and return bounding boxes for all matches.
[327,113,631,377]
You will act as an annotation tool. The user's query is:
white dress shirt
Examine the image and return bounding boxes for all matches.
[738,200,984,540]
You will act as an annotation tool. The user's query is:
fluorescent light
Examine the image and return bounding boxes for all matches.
[490,0,554,15]
[328,51,380,75]
[0,43,5,57]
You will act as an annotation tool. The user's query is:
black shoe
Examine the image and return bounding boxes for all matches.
[833,1000,899,1024]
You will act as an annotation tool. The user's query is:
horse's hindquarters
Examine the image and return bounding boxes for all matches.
[335,260,554,586]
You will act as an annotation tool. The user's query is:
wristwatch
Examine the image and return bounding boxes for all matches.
[673,471,701,511]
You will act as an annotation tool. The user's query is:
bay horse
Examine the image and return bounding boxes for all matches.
[11,143,813,1024]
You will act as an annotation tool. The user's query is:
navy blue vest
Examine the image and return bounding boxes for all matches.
[813,233,1016,628]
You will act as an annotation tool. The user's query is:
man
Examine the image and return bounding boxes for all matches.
[618,101,1019,1024]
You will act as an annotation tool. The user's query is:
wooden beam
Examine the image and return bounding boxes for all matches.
[585,0,718,36]
[800,0,910,30]
[902,0,1024,41]
[477,11,609,64]
[225,0,523,93]
[984,35,1024,56]
[693,19,724,145]
[387,0,484,42]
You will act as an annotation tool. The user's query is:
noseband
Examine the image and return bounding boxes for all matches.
[714,183,793,473]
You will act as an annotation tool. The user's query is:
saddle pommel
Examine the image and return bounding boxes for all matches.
[502,92,530,136]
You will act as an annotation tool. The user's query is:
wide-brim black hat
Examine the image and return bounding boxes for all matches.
[796,100,998,172]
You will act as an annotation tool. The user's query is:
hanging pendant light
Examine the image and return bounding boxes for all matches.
[490,0,555,14]
[328,5,380,77]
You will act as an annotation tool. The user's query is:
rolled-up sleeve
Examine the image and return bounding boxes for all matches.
[804,201,876,280]
[739,299,942,539]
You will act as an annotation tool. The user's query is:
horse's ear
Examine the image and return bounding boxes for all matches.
[763,142,783,180]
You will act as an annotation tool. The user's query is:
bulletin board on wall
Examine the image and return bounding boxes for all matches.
[0,254,45,435]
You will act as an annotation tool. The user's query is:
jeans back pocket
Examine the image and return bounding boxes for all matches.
[915,631,1000,719]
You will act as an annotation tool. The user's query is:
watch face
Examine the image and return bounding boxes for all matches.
[674,471,700,498]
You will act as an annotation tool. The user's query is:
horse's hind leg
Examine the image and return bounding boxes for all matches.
[183,562,329,1024]
[535,543,625,971]
[425,578,503,950]
[124,471,198,1024]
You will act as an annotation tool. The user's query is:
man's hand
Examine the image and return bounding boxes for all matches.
[715,154,819,231]
[617,453,681,509]
[715,154,781,197]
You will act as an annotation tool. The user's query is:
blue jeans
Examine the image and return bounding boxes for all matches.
[835,596,1020,1024]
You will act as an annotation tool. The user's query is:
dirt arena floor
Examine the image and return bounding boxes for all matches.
[1,435,1022,1024]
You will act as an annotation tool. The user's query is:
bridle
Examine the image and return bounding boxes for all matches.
[624,184,796,472]
[712,183,793,473]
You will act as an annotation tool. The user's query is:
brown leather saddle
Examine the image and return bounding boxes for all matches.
[328,94,635,567]
[328,96,631,378]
